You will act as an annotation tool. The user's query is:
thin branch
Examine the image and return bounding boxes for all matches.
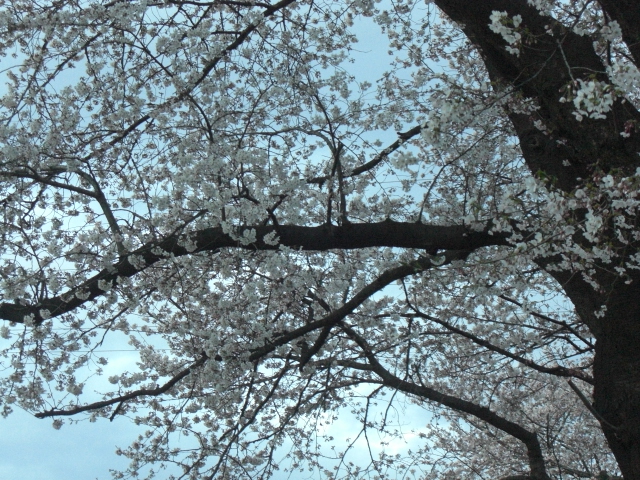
[409,308,594,384]
[498,295,594,349]
[35,354,208,418]
[567,380,619,431]
[249,250,471,362]
[308,125,423,186]
[2,169,97,198]
[74,169,127,256]
[81,0,298,162]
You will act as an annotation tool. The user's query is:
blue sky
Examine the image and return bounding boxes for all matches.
[0,408,135,480]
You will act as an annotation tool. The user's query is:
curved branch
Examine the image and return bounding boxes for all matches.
[0,221,508,324]
[2,166,126,254]
[33,252,469,419]
[340,322,552,480]
[35,354,208,419]
[249,250,473,362]
[409,308,594,384]
[1,168,97,198]
[73,169,127,257]
[308,125,423,186]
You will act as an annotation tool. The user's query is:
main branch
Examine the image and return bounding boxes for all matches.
[0,221,509,324]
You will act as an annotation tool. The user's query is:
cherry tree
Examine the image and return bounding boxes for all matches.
[0,0,639,478]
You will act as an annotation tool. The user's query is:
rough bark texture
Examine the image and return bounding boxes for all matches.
[435,0,640,191]
[593,280,640,480]
[432,1,640,478]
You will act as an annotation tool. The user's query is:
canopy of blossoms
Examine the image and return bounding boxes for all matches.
[0,1,639,479]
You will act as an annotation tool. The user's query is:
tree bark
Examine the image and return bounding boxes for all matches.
[0,221,507,324]
[434,0,640,192]
[597,0,640,66]
[593,281,640,479]
[432,1,640,477]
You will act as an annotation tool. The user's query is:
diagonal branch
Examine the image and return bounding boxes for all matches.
[339,322,552,480]
[249,250,473,362]
[34,253,469,419]
[83,0,298,161]
[308,125,423,186]
[35,353,208,419]
[408,307,594,384]
[498,294,594,349]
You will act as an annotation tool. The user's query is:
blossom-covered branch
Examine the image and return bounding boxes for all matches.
[339,322,552,480]
[0,222,508,324]
[34,353,208,419]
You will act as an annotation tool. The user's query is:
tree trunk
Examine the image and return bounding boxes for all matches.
[594,282,640,479]
[432,1,640,477]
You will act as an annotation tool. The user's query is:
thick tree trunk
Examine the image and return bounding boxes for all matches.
[432,1,640,477]
[532,270,640,479]
[594,282,640,479]
[434,0,640,189]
